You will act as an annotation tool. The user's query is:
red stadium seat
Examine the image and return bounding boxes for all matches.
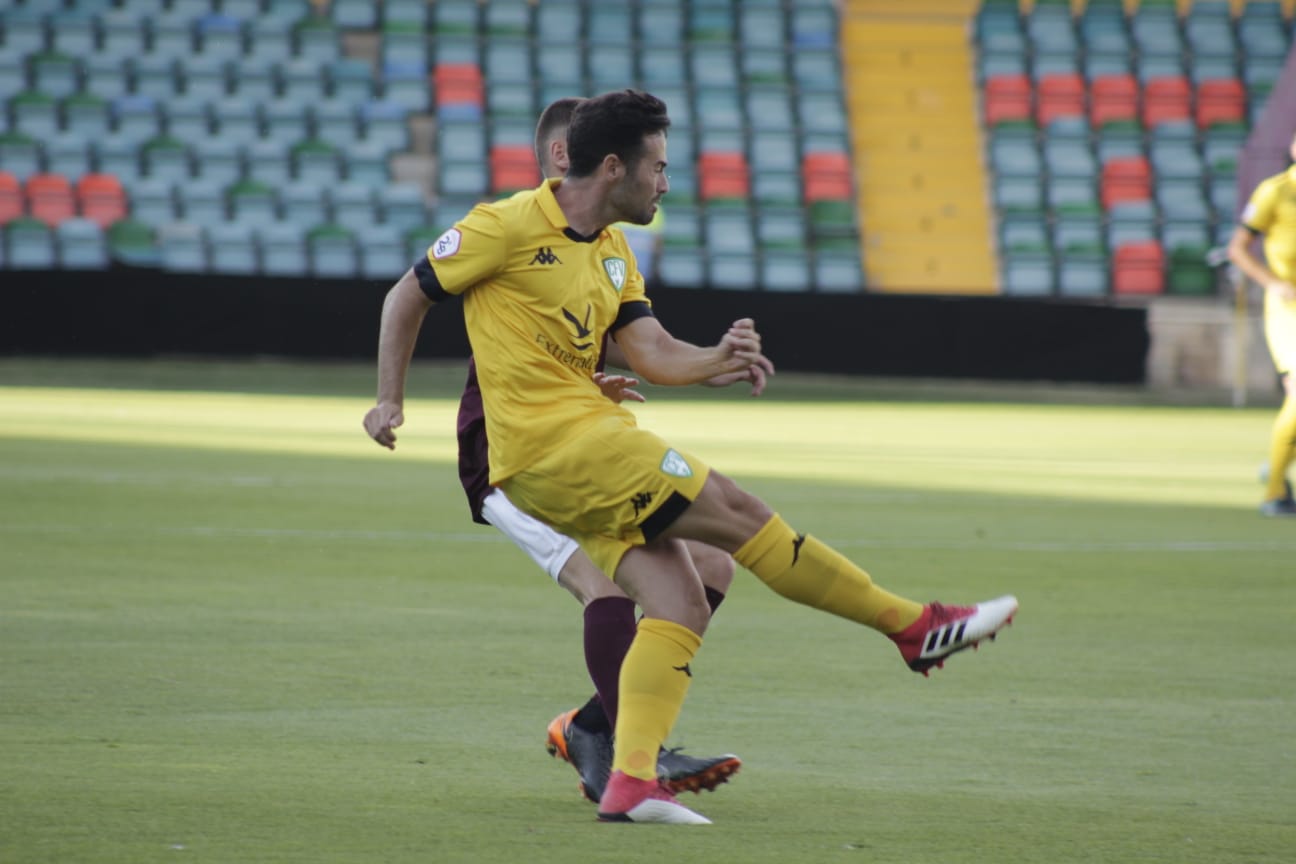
[489,144,539,194]
[802,151,852,202]
[0,171,22,224]
[75,173,128,227]
[433,63,483,107]
[24,173,76,226]
[1141,76,1191,128]
[1195,78,1245,129]
[1100,156,1152,209]
[698,151,750,200]
[984,74,1031,126]
[1112,240,1165,295]
[1089,74,1138,127]
[1035,73,1085,126]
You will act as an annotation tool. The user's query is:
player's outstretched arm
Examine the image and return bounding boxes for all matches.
[605,326,773,396]
[613,315,772,389]
[363,267,434,450]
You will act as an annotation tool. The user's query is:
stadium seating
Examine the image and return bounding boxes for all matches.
[0,171,21,224]
[977,0,1293,298]
[157,221,209,273]
[29,0,1279,297]
[56,217,109,270]
[698,151,750,202]
[6,216,57,269]
[76,173,128,228]
[1112,241,1166,295]
[24,173,76,226]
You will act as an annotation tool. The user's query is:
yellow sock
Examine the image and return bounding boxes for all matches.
[1265,395,1296,501]
[734,514,923,634]
[612,618,701,781]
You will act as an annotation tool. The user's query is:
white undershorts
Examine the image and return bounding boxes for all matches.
[479,487,581,582]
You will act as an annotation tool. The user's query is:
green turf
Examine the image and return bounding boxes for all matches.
[1,360,1293,864]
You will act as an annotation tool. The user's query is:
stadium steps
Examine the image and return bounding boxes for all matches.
[842,0,998,293]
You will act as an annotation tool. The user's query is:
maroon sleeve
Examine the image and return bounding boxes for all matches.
[455,358,492,525]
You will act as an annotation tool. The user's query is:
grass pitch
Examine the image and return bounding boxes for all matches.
[1,359,1293,864]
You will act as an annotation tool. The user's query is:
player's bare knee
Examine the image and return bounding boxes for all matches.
[686,540,736,594]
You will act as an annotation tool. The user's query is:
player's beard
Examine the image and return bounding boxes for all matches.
[612,184,657,226]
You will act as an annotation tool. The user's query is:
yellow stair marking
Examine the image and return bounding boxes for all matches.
[843,2,998,293]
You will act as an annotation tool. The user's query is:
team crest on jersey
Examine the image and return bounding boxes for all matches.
[432,228,461,259]
[603,257,627,291]
[660,449,693,478]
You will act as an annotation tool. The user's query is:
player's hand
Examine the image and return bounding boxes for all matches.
[1266,279,1296,302]
[716,318,772,374]
[720,318,762,360]
[593,372,646,404]
[363,401,404,450]
[703,354,776,396]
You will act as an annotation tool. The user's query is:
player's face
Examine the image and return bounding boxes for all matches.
[614,132,669,226]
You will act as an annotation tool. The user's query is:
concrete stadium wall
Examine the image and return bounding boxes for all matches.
[1,268,1149,384]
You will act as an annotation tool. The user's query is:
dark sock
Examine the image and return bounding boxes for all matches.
[572,695,610,734]
[581,596,637,731]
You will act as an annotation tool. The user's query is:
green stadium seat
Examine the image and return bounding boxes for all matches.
[106,217,160,267]
[1166,245,1215,296]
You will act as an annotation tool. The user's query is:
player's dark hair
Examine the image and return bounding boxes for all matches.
[565,90,671,178]
[533,97,585,169]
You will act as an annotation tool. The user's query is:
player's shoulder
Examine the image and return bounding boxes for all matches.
[1251,170,1290,201]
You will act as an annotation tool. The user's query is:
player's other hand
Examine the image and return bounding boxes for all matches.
[715,321,772,396]
[1266,279,1296,302]
[705,353,776,396]
[363,401,404,450]
[593,372,646,404]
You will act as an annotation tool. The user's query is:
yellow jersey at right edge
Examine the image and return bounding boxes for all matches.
[424,179,651,485]
[1242,164,1296,284]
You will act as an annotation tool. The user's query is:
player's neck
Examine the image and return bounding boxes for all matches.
[553,176,616,238]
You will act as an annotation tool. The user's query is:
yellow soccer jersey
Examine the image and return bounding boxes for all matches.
[1242,164,1296,284]
[419,178,652,483]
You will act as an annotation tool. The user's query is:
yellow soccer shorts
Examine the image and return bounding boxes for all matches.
[1265,293,1296,376]
[499,412,711,579]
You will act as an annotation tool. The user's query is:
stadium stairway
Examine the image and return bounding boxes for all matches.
[842,0,998,293]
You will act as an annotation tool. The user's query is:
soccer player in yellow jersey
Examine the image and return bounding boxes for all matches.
[364,90,1018,824]
[461,97,747,803]
[1229,132,1296,517]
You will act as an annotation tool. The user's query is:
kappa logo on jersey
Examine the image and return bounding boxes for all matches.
[561,304,594,351]
[432,228,461,260]
[603,257,627,291]
[531,247,562,265]
[660,449,692,478]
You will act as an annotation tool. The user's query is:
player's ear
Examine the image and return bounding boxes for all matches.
[550,139,568,174]
[602,153,624,180]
